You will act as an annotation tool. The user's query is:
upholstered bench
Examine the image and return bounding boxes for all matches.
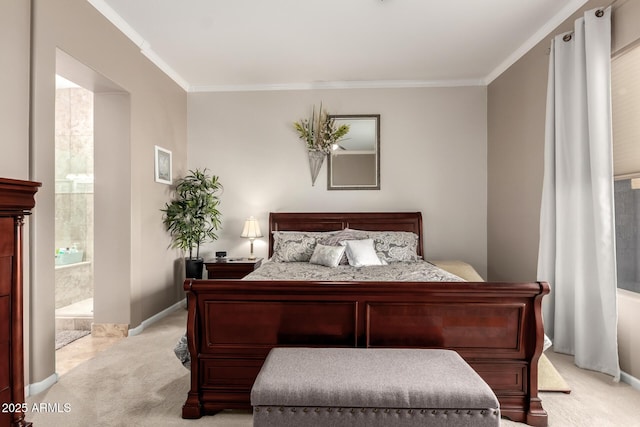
[251,348,500,427]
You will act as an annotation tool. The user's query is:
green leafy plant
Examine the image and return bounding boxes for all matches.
[161,168,222,260]
[293,103,350,153]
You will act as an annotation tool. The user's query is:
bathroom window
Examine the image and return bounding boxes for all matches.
[614,179,640,293]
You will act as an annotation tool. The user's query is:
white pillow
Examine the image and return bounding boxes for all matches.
[309,244,346,268]
[341,239,383,267]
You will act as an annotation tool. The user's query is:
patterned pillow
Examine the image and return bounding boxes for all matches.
[271,231,334,262]
[318,228,368,265]
[317,228,368,246]
[309,244,346,268]
[365,231,421,263]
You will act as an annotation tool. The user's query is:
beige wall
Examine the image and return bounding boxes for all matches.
[24,0,187,388]
[0,0,30,179]
[188,87,488,275]
[488,0,640,379]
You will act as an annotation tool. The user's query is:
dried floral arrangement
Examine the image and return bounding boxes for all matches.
[293,103,350,153]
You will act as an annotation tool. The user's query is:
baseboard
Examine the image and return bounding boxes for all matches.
[128,298,186,337]
[26,372,58,397]
[621,370,640,391]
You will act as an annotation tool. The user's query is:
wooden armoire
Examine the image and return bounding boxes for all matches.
[0,178,40,427]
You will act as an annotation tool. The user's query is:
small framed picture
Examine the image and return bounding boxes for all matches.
[154,145,172,184]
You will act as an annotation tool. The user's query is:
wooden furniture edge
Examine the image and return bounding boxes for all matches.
[0,178,40,427]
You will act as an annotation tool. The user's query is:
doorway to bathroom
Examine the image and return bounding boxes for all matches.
[52,49,132,375]
[54,74,94,350]
[50,49,133,374]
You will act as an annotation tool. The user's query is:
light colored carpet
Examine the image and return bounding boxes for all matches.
[27,308,640,426]
[55,330,90,350]
[539,352,571,393]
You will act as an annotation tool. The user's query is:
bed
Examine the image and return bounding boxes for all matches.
[181,212,549,427]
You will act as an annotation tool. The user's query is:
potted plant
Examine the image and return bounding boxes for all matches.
[161,168,222,279]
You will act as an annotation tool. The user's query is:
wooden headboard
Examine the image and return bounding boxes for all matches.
[268,212,424,258]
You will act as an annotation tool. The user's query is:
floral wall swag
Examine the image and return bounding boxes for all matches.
[293,104,350,186]
[293,103,350,154]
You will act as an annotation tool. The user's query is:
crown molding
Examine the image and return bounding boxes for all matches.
[189,79,485,93]
[87,0,190,91]
[484,0,590,84]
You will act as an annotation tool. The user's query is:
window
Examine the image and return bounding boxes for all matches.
[612,44,640,293]
[614,179,640,293]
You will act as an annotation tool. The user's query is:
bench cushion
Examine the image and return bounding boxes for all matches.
[251,348,499,426]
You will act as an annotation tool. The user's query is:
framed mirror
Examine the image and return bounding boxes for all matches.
[327,115,380,190]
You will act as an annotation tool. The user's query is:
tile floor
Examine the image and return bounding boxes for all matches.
[55,297,119,376]
[55,332,122,376]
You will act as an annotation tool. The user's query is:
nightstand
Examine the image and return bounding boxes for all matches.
[204,258,263,279]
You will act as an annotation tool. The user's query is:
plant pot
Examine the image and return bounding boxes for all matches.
[185,258,204,279]
[308,151,326,186]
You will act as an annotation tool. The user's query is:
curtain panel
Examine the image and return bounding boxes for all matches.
[537,7,620,379]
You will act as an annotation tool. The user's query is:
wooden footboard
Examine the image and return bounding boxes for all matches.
[181,279,549,427]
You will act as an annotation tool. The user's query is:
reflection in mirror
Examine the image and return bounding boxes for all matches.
[327,115,380,190]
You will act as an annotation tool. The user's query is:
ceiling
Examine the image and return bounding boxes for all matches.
[90,0,590,92]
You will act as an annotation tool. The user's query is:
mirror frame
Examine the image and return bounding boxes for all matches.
[327,114,380,190]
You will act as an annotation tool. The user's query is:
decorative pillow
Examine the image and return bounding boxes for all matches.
[309,244,346,268]
[340,239,384,267]
[318,228,368,246]
[318,228,368,264]
[271,231,333,262]
[365,231,421,263]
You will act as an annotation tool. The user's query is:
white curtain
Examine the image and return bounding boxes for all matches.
[537,6,620,379]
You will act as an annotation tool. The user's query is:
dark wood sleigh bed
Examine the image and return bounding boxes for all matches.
[182,212,550,426]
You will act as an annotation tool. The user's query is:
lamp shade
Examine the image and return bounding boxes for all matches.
[240,216,263,239]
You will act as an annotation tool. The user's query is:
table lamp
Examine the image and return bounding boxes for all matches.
[240,216,262,260]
